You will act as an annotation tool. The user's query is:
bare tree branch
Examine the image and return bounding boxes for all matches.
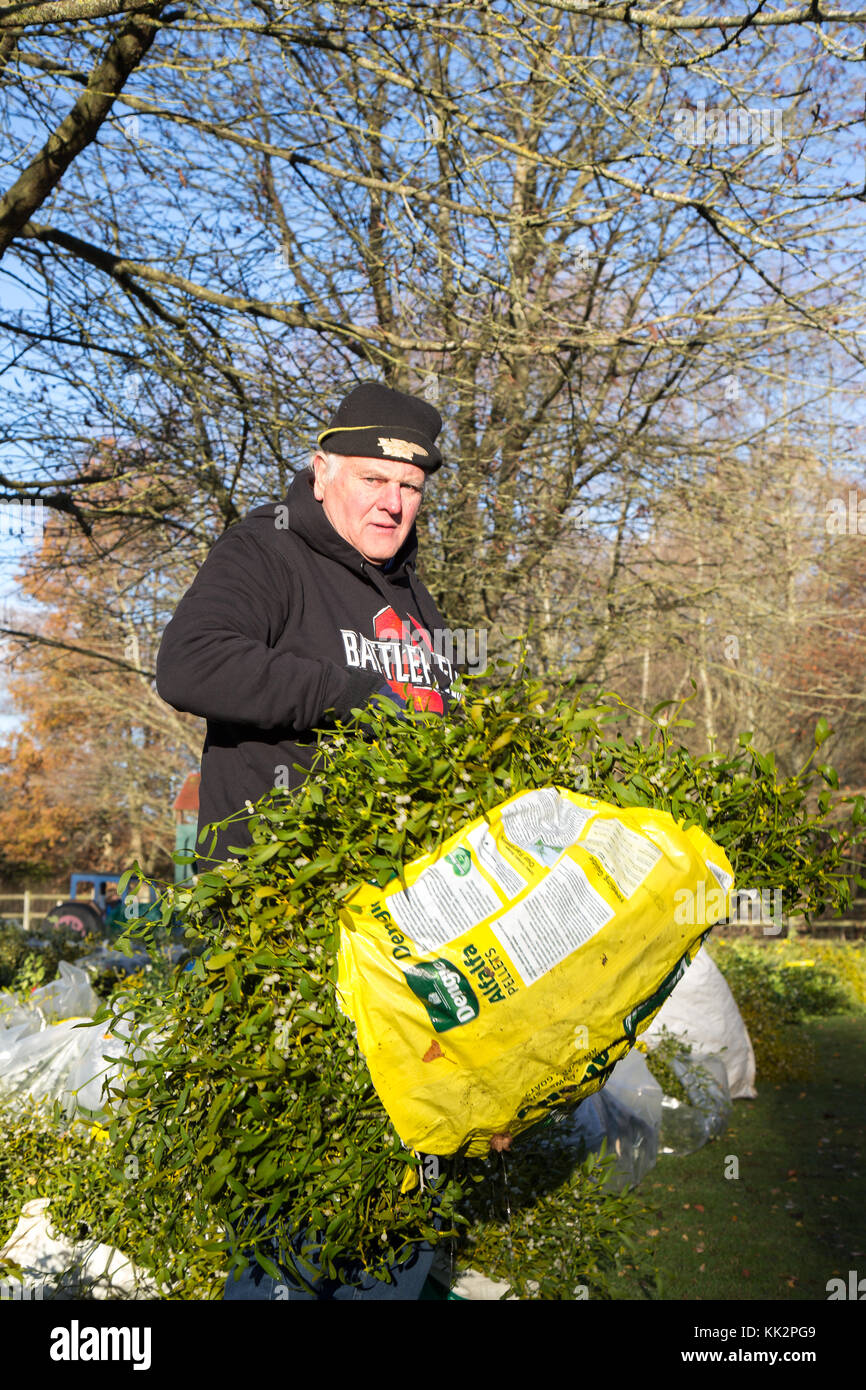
[528,2,866,31]
[0,0,156,29]
[1,623,155,677]
[0,1,172,256]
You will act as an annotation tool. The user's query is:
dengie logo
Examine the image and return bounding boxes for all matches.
[403,959,480,1032]
[445,848,471,876]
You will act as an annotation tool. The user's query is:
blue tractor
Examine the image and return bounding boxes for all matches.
[41,872,161,941]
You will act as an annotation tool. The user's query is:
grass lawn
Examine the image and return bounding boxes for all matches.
[613,1011,866,1301]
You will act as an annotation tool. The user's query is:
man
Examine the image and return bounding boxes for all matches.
[156,380,457,867]
[156,380,454,1299]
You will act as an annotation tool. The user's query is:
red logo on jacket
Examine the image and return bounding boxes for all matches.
[373,606,444,713]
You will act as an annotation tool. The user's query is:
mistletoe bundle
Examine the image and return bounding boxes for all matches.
[101,668,860,1291]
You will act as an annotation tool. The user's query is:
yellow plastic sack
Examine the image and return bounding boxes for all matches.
[336,786,734,1157]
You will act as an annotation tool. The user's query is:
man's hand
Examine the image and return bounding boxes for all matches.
[371,683,409,715]
[352,683,410,742]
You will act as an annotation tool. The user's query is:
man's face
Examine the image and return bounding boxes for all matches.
[312,453,426,564]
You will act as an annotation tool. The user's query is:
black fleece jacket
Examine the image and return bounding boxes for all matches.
[156,470,455,865]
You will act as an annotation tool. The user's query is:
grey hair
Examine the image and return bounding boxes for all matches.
[309,449,426,494]
[308,448,344,483]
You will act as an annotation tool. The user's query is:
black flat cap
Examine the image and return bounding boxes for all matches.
[316,380,443,473]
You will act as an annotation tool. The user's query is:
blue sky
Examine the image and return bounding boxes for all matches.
[2,12,866,740]
[0,532,40,737]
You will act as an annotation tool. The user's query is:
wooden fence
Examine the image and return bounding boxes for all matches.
[0,893,65,933]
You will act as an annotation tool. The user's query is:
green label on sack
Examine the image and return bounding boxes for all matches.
[622,949,691,1042]
[403,959,480,1032]
[445,848,472,877]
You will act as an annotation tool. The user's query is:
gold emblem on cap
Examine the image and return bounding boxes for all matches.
[377,436,428,461]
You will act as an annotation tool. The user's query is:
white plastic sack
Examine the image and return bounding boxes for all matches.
[0,991,34,1032]
[0,1198,158,1300]
[0,1015,131,1120]
[546,1048,663,1189]
[427,1249,529,1301]
[448,1269,515,1300]
[0,1018,43,1063]
[606,1047,664,1134]
[28,961,100,1022]
[0,962,98,1042]
[642,947,756,1098]
[659,1051,732,1156]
